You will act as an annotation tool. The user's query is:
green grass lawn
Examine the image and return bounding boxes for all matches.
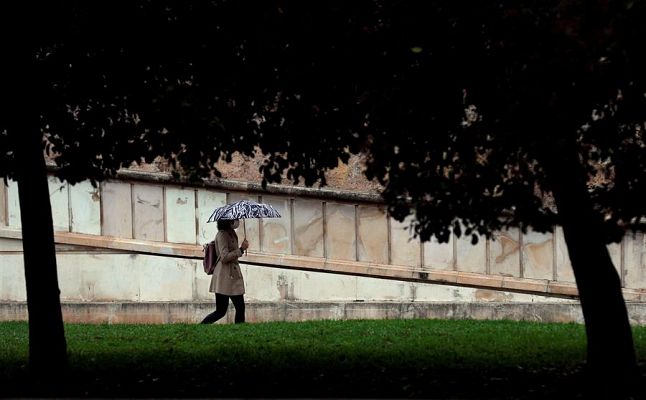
[1,319,646,398]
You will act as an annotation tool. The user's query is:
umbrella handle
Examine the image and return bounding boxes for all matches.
[243,219,247,255]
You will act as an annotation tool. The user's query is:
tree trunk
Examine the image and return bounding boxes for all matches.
[544,143,639,397]
[14,123,68,375]
[2,1,68,379]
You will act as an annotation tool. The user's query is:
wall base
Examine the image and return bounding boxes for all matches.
[3,301,646,325]
[0,301,625,325]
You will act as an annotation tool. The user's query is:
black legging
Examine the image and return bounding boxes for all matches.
[200,293,245,324]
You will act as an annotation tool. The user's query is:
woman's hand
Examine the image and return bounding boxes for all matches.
[240,239,249,251]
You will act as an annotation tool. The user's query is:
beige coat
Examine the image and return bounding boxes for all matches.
[209,229,245,295]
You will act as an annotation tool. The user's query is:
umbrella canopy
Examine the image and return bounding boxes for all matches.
[207,199,281,223]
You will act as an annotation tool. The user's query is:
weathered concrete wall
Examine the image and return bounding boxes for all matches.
[0,238,566,305]
[5,299,646,325]
[1,171,645,325]
[2,174,644,294]
[0,302,597,325]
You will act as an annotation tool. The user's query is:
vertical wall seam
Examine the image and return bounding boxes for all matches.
[258,194,264,253]
[99,182,104,236]
[322,201,327,259]
[1,181,7,226]
[259,196,264,252]
[518,227,524,278]
[194,188,200,245]
[3,182,6,226]
[4,181,8,226]
[290,198,295,256]
[130,183,135,239]
[452,230,458,271]
[162,186,167,243]
[386,212,392,265]
[620,236,626,287]
[420,240,424,270]
[191,251,199,301]
[419,232,424,270]
[67,180,72,232]
[552,225,558,282]
[485,235,491,275]
[354,204,359,262]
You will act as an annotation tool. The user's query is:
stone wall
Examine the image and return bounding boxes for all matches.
[1,170,646,324]
[3,172,645,295]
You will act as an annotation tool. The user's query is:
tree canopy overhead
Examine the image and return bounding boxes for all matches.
[2,0,645,395]
[3,0,643,244]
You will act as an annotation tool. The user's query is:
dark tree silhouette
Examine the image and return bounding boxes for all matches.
[1,0,645,396]
[2,1,68,376]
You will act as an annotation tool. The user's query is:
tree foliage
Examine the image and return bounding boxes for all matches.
[2,1,644,244]
[1,1,645,394]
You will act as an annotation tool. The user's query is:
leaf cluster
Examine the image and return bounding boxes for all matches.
[1,0,645,243]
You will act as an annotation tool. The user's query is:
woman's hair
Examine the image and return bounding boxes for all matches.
[216,220,232,231]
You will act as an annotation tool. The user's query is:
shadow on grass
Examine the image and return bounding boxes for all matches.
[2,320,646,398]
[0,358,603,399]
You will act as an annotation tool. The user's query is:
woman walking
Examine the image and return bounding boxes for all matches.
[200,219,249,324]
